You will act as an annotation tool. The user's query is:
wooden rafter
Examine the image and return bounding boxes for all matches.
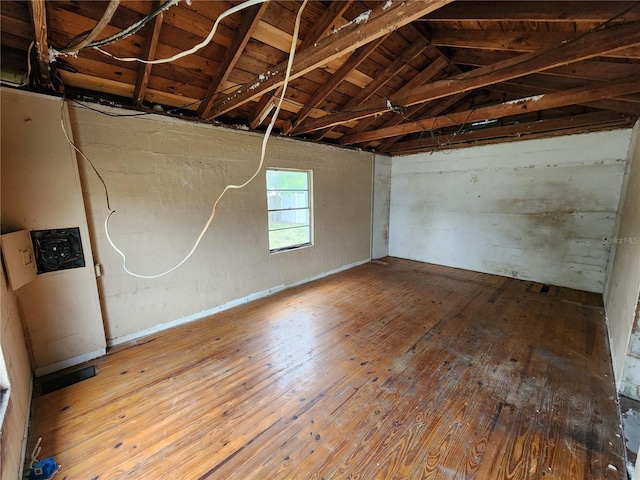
[368,92,468,151]
[424,1,640,23]
[448,50,640,83]
[248,0,354,128]
[28,0,51,87]
[283,34,387,134]
[133,0,164,106]
[489,80,640,116]
[342,56,450,139]
[340,78,640,145]
[294,20,640,135]
[353,23,468,147]
[302,36,431,138]
[205,0,454,120]
[386,112,634,155]
[197,2,268,118]
[302,0,354,49]
[430,29,640,59]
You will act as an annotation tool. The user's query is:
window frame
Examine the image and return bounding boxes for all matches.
[266,167,313,254]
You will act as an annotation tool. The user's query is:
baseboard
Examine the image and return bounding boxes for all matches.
[108,258,371,348]
[34,348,107,377]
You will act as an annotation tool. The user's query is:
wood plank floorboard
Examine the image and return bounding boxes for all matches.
[28,258,624,479]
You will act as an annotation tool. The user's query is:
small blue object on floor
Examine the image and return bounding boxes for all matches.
[29,457,60,480]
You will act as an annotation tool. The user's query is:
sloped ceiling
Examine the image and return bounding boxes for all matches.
[2,0,640,155]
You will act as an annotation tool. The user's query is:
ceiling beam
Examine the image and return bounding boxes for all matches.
[340,78,640,145]
[205,0,454,120]
[249,0,354,129]
[300,36,431,137]
[197,2,268,118]
[488,80,640,116]
[133,0,164,107]
[429,29,640,59]
[424,2,640,22]
[354,22,469,148]
[303,0,354,48]
[369,92,469,151]
[294,20,640,135]
[28,0,51,87]
[339,56,450,138]
[283,34,387,134]
[448,49,640,82]
[386,112,634,155]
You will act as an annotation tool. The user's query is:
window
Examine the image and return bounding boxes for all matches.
[266,168,312,252]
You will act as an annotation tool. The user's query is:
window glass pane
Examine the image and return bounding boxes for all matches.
[268,210,309,229]
[266,170,308,190]
[269,226,310,250]
[266,168,312,252]
[267,191,309,210]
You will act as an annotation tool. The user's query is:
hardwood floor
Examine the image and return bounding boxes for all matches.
[28,258,625,479]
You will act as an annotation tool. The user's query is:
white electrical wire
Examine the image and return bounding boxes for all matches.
[95,0,269,65]
[62,0,308,279]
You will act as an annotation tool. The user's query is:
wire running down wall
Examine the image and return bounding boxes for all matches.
[69,103,372,343]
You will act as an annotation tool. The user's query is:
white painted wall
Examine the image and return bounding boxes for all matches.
[69,103,372,343]
[0,253,32,480]
[1,89,106,375]
[604,121,640,390]
[389,129,632,293]
[372,154,391,259]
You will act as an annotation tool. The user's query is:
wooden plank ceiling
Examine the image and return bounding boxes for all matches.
[1,0,640,156]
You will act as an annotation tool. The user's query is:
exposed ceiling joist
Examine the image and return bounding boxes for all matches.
[133,0,165,107]
[365,91,469,151]
[430,29,640,60]
[4,0,639,155]
[294,20,640,135]
[284,34,388,134]
[197,2,268,118]
[307,36,431,138]
[387,112,635,155]
[28,0,51,87]
[448,49,640,82]
[424,1,640,23]
[343,56,450,137]
[340,78,640,145]
[205,0,454,119]
[488,81,640,116]
[248,0,354,129]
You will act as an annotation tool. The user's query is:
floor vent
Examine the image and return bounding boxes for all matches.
[40,365,96,394]
[540,284,550,293]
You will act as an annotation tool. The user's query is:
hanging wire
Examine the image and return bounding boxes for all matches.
[60,0,122,53]
[61,0,309,279]
[93,0,269,65]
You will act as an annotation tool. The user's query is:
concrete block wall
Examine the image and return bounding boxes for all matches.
[389,129,633,293]
[69,104,373,343]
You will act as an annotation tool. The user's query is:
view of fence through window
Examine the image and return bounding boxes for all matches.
[266,169,312,252]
